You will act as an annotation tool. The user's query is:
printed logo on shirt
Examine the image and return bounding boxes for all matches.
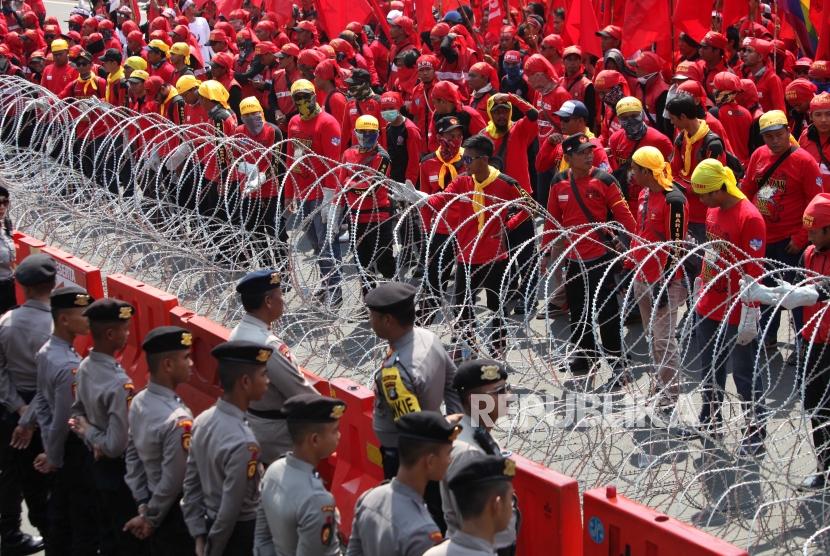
[246,444,259,479]
[331,137,340,146]
[558,194,569,203]
[755,178,786,217]
[350,108,358,115]
[429,175,438,182]
[124,382,135,408]
[321,516,334,545]
[749,238,763,251]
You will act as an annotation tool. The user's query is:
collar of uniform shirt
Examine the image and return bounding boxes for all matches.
[241,312,270,331]
[23,298,50,311]
[217,398,246,419]
[147,380,177,399]
[389,328,415,351]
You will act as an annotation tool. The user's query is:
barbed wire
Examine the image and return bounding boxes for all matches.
[1,75,827,553]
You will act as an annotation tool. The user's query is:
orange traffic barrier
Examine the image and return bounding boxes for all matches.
[511,454,582,556]
[583,486,749,555]
[106,273,178,390]
[12,231,46,304]
[168,305,227,416]
[328,377,384,539]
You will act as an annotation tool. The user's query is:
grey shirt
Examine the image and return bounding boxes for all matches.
[0,299,52,412]
[181,399,261,556]
[254,453,340,556]
[70,350,133,459]
[125,381,194,528]
[423,532,496,556]
[347,478,443,556]
[440,416,517,548]
[20,335,79,467]
[229,313,319,464]
[0,232,15,281]
[373,328,463,447]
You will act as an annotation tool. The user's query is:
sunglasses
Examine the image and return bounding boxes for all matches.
[461,154,486,165]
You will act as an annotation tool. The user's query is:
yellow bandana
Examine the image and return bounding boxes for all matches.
[680,119,710,177]
[485,95,513,139]
[77,74,98,96]
[472,165,501,231]
[159,85,179,116]
[105,68,124,103]
[435,146,464,190]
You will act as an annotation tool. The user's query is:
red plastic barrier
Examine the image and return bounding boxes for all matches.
[12,232,46,304]
[583,486,749,556]
[511,454,582,556]
[328,377,384,539]
[168,305,227,416]
[106,274,179,390]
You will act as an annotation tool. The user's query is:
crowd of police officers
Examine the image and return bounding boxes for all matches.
[0,256,517,556]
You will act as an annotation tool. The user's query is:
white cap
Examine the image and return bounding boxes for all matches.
[386,9,403,23]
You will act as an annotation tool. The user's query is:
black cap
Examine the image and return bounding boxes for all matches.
[436,115,463,135]
[448,453,516,492]
[235,269,281,295]
[82,298,134,321]
[364,282,416,313]
[211,340,273,364]
[142,326,192,353]
[561,133,596,156]
[395,411,462,445]
[74,50,93,62]
[50,286,93,310]
[452,359,508,392]
[100,48,122,63]
[281,393,347,422]
[14,254,57,286]
[345,68,371,85]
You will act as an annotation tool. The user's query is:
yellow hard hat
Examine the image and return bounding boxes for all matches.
[615,96,643,116]
[290,78,315,95]
[355,115,379,132]
[125,56,147,71]
[176,74,201,94]
[148,39,170,54]
[239,96,263,116]
[198,79,230,109]
[128,69,150,82]
[50,38,69,53]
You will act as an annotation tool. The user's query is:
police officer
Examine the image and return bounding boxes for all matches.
[228,270,319,464]
[425,454,516,556]
[347,411,460,556]
[0,254,55,555]
[366,283,462,491]
[123,326,196,554]
[440,360,518,556]
[255,393,346,555]
[69,298,146,555]
[18,286,98,555]
[181,340,272,556]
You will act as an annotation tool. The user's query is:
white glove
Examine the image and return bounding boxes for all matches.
[739,276,780,306]
[146,150,161,173]
[165,144,192,172]
[237,161,256,177]
[692,277,702,301]
[772,278,819,310]
[736,304,761,346]
[393,179,428,204]
[243,172,267,196]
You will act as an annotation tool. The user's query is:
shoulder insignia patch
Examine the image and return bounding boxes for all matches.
[321,504,335,512]
[321,516,333,546]
[177,419,193,451]
[247,443,259,479]
[124,383,135,408]
[429,531,443,544]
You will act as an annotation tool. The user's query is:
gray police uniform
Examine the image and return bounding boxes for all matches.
[229,313,319,463]
[125,381,194,547]
[346,478,443,556]
[20,335,79,467]
[0,298,52,413]
[373,327,463,450]
[253,453,340,556]
[71,350,133,458]
[423,532,496,556]
[182,398,261,556]
[440,415,517,548]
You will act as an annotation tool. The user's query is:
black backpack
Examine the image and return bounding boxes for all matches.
[674,130,745,179]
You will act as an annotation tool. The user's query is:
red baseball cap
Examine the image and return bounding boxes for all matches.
[785,78,817,105]
[292,20,316,33]
[503,50,521,64]
[380,91,403,109]
[804,193,830,229]
[255,41,278,55]
[596,25,621,41]
[810,60,830,81]
[700,31,728,51]
[810,92,830,113]
[277,42,300,58]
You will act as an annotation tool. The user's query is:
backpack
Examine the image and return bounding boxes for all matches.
[674,130,745,179]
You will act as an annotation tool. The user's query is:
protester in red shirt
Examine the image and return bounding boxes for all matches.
[593,69,630,144]
[524,54,570,140]
[631,51,671,137]
[800,93,830,186]
[427,80,486,152]
[409,55,438,152]
[387,15,420,100]
[313,58,347,128]
[688,158,768,456]
[543,133,636,385]
[786,78,818,140]
[146,39,176,86]
[285,79,343,304]
[208,51,242,118]
[40,39,76,95]
[559,46,595,129]
[699,31,729,100]
[739,37,785,113]
[379,92,421,186]
[710,72,753,165]
[466,61,497,123]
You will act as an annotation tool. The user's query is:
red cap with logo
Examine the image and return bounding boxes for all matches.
[804,193,830,229]
[811,92,830,113]
[380,91,403,109]
[785,78,818,105]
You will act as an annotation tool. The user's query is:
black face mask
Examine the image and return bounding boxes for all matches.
[102,30,113,40]
[87,39,105,55]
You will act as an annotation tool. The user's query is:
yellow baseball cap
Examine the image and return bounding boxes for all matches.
[759,109,788,133]
[239,96,263,116]
[176,74,201,94]
[290,78,315,95]
[50,38,68,52]
[355,114,379,131]
[125,56,147,71]
[128,69,149,82]
[148,39,170,54]
[615,96,643,116]
[198,79,230,109]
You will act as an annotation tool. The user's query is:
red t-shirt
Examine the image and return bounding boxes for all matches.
[799,127,830,186]
[341,97,386,152]
[419,152,464,234]
[696,198,766,325]
[741,145,822,248]
[483,116,539,194]
[286,110,342,200]
[41,63,77,95]
[715,102,753,164]
[802,245,830,344]
[532,85,572,139]
[628,186,689,283]
[543,168,637,261]
[234,122,280,198]
[338,146,392,223]
[608,126,673,203]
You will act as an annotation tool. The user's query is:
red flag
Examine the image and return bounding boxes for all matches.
[721,0,747,28]
[315,0,373,39]
[673,0,711,43]
[817,5,830,59]
[565,0,603,57]
[485,0,503,36]
[415,0,436,33]
[621,0,671,57]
